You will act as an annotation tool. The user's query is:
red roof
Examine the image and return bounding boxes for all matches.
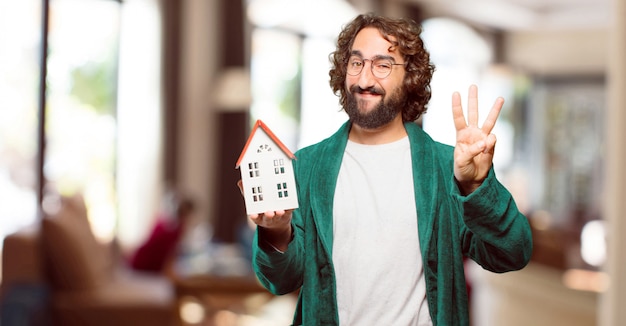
[235,120,296,168]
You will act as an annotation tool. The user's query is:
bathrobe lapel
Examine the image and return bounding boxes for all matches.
[308,122,350,256]
[406,122,439,267]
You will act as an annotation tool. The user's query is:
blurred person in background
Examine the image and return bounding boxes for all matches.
[240,13,532,325]
[127,190,195,277]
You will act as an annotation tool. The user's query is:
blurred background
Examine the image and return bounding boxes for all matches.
[0,0,623,325]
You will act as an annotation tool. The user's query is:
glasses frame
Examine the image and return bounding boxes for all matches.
[346,56,406,79]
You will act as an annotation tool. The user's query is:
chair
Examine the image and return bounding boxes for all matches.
[1,195,178,326]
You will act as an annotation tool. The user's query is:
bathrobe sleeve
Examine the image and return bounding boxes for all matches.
[454,167,533,272]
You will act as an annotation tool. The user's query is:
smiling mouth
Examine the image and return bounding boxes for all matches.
[356,92,380,100]
[351,85,384,96]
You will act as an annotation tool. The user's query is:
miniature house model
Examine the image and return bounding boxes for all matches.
[236,120,299,215]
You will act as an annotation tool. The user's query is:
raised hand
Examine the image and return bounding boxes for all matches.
[452,84,503,195]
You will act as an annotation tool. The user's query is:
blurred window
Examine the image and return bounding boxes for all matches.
[0,0,123,249]
[45,0,121,241]
[524,77,606,272]
[249,28,302,150]
[0,0,41,245]
[247,0,356,151]
[0,0,178,259]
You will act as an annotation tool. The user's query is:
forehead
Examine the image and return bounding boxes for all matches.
[351,27,400,59]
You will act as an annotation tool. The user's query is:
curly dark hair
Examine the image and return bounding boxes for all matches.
[329,13,435,122]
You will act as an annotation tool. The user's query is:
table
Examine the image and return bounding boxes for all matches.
[174,274,275,326]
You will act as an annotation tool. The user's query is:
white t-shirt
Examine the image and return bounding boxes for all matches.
[332,137,432,326]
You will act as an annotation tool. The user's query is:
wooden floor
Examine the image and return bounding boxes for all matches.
[470,262,598,326]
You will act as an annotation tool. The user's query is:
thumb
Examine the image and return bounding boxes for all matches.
[236,180,244,195]
[470,140,486,156]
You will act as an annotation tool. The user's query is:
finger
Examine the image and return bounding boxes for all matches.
[236,180,244,195]
[481,97,504,134]
[249,213,261,224]
[456,140,486,168]
[452,91,467,131]
[484,134,497,154]
[468,85,479,126]
[472,140,486,156]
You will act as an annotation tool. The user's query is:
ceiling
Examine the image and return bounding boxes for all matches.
[407,0,612,31]
[246,0,612,39]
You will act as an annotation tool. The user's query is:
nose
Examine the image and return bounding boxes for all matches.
[356,60,376,89]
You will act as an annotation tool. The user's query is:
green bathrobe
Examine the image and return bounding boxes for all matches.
[252,121,533,326]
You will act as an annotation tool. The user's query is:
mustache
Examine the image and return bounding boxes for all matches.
[350,85,385,96]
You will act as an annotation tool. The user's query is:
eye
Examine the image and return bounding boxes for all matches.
[350,59,363,68]
[349,56,364,65]
[374,60,392,70]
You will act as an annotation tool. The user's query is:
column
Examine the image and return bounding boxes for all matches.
[600,0,626,324]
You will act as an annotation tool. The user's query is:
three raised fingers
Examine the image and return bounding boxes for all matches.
[452,85,504,134]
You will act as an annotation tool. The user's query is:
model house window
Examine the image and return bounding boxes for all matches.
[274,159,285,174]
[252,186,263,202]
[257,144,272,153]
[277,182,288,198]
[248,162,260,178]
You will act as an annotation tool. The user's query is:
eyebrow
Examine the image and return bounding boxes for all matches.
[350,50,398,63]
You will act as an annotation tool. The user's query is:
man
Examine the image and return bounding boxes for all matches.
[244,13,532,325]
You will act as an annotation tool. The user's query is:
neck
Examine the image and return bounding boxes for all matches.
[348,115,407,145]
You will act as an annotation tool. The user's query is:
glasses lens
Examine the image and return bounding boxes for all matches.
[347,57,363,76]
[372,59,393,78]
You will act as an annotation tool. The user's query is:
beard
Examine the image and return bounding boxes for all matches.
[344,85,405,130]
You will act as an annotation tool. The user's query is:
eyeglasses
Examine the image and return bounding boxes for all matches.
[347,56,405,79]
